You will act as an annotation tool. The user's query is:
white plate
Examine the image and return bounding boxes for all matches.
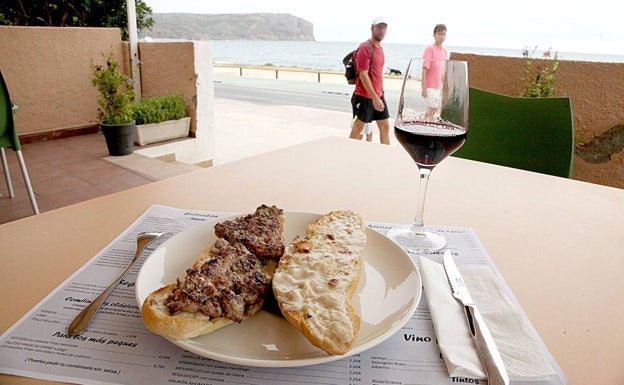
[136,212,421,367]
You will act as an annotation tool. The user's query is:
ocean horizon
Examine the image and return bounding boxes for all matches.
[210,40,624,72]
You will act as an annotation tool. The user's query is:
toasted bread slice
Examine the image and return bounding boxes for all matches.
[272,210,367,354]
[141,238,271,339]
[141,283,235,339]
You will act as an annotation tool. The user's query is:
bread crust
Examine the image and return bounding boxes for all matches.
[141,284,235,339]
[141,237,273,340]
[280,304,362,355]
[272,210,367,355]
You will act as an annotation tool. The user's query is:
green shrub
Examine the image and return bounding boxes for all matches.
[91,51,135,124]
[519,46,559,98]
[130,95,188,124]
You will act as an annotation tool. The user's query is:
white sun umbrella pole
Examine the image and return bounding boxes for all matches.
[126,0,142,101]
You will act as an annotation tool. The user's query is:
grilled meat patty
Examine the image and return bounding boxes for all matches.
[166,238,271,323]
[214,204,285,259]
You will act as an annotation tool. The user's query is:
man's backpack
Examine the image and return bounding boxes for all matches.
[343,41,374,84]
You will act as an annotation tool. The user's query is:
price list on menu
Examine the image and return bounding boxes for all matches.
[0,205,567,385]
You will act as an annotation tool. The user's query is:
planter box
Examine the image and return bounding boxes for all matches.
[134,117,190,146]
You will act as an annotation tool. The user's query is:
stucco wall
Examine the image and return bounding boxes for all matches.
[0,26,124,135]
[134,41,215,165]
[0,27,201,138]
[137,41,198,135]
[450,53,624,142]
[450,52,624,188]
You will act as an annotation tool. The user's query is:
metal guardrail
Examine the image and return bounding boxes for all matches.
[214,64,339,83]
[213,64,400,83]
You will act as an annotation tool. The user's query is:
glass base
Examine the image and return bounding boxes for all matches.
[387,227,447,253]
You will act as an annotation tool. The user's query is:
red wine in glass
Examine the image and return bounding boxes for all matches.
[387,58,469,253]
[394,120,467,168]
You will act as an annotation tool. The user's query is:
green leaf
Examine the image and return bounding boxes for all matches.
[0,0,153,39]
[130,95,188,124]
[92,51,135,124]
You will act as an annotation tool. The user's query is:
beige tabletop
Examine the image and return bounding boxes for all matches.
[1,136,623,385]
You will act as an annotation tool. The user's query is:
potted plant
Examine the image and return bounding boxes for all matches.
[92,51,136,156]
[131,95,190,146]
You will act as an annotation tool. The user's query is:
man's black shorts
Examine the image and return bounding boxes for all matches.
[351,93,390,123]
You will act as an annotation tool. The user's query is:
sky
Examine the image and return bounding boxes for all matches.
[145,0,623,55]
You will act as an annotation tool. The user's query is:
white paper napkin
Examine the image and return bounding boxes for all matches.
[419,257,555,381]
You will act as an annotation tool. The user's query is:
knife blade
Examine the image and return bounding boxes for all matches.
[443,250,510,385]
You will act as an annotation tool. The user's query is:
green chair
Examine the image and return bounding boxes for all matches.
[1,70,39,215]
[452,87,574,178]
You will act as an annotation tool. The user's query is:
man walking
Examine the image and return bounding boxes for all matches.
[349,17,390,145]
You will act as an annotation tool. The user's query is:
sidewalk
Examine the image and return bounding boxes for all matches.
[213,73,398,163]
[215,98,360,164]
[214,100,399,164]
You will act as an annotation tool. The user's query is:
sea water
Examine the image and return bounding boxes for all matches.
[211,40,624,71]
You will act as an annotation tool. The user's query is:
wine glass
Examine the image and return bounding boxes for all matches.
[387,58,469,253]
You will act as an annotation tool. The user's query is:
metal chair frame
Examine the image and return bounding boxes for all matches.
[0,70,39,215]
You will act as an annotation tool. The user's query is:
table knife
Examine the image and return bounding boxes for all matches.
[443,250,510,385]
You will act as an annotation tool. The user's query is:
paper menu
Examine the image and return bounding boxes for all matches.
[0,205,569,385]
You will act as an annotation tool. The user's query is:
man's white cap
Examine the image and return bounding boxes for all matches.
[372,16,387,26]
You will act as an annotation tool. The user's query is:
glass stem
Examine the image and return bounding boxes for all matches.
[411,167,432,232]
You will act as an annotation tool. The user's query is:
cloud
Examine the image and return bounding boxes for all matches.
[145,0,624,54]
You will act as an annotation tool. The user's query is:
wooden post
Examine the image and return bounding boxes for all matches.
[318,72,321,83]
[239,67,243,77]
[275,69,279,79]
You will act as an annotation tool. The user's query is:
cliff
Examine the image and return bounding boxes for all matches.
[143,13,315,41]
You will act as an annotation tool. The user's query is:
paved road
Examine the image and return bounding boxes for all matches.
[214,75,400,114]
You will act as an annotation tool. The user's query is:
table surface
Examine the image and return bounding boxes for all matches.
[1,136,623,385]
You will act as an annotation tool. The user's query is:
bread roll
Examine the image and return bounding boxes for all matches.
[141,284,235,339]
[272,210,367,354]
[141,239,271,340]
